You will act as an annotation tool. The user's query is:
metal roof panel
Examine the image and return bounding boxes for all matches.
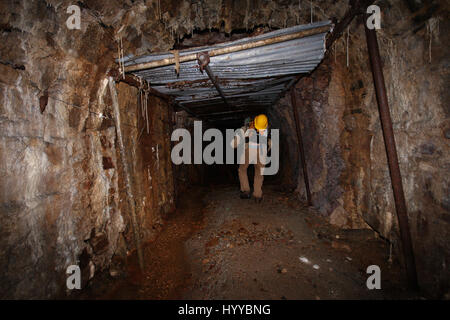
[120,21,332,120]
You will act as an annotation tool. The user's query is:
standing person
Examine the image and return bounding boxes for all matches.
[230,114,271,203]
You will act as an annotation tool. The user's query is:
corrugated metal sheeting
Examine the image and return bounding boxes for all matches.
[120,21,332,119]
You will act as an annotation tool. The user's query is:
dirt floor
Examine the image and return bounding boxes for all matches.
[78,184,417,300]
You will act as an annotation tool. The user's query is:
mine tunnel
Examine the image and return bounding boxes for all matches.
[0,0,449,301]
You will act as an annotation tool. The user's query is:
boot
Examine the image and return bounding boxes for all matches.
[254,196,263,204]
[240,191,251,199]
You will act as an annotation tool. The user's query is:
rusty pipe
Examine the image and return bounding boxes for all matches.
[290,88,312,206]
[197,52,231,108]
[364,20,418,290]
[204,65,231,108]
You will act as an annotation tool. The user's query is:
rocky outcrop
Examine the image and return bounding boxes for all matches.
[0,0,178,298]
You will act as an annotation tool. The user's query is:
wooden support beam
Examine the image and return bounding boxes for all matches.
[290,88,312,206]
[108,69,171,100]
[108,77,145,272]
[108,69,201,119]
[364,21,418,290]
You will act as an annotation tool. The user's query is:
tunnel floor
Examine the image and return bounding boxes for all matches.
[80,185,416,300]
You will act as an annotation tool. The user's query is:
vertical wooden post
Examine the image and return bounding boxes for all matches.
[364,21,418,290]
[291,88,312,206]
[108,77,145,272]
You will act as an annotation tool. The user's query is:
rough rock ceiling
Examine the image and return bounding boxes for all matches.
[120,21,333,122]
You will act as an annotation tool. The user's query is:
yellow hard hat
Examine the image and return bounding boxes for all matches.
[254,114,268,130]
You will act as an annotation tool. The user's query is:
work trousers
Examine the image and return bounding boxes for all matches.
[238,146,265,198]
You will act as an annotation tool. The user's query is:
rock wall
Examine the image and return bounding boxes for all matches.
[0,0,119,297]
[363,1,449,296]
[0,0,181,298]
[273,0,449,297]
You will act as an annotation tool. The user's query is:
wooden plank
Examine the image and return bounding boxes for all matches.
[108,77,145,272]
